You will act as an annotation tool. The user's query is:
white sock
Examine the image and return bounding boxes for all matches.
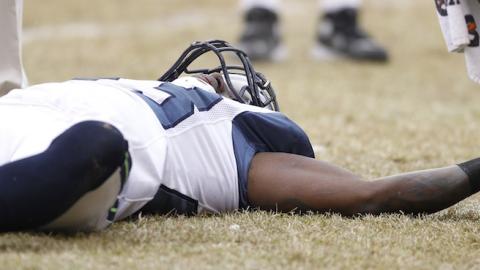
[240,0,280,12]
[321,0,361,13]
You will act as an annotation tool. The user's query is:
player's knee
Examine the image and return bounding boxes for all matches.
[0,121,130,232]
[49,121,130,190]
[51,120,127,154]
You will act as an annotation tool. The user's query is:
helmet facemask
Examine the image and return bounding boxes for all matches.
[158,40,280,111]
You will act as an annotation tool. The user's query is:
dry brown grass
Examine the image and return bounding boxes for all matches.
[2,0,480,269]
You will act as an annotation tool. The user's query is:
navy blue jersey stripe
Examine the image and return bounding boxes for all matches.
[136,82,222,130]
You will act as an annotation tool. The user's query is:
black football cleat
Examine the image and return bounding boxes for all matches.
[238,7,287,61]
[313,8,389,62]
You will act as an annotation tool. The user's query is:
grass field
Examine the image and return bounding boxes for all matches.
[2,0,480,269]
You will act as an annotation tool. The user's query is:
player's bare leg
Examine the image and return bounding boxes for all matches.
[247,152,474,215]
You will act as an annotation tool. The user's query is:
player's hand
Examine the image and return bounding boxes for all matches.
[193,73,227,94]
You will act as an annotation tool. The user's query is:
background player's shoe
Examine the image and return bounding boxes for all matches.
[238,7,287,62]
[313,8,389,62]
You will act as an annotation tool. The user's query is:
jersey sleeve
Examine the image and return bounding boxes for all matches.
[231,111,314,208]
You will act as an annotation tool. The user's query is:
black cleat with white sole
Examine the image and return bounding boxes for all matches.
[238,7,286,62]
[314,8,388,62]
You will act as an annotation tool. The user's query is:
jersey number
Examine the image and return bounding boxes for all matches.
[136,82,222,129]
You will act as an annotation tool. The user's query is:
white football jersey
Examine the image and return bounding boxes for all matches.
[0,77,314,224]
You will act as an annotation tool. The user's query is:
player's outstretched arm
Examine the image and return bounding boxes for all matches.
[247,152,474,216]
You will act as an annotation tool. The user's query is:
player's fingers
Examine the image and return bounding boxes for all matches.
[194,74,221,93]
[193,74,214,87]
[210,73,228,93]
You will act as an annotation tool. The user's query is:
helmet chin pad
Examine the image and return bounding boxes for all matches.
[158,40,280,111]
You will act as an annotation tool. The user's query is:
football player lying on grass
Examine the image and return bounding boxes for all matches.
[0,40,478,232]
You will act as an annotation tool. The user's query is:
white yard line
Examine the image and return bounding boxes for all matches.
[23,13,208,44]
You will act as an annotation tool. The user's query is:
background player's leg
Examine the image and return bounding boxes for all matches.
[322,0,361,12]
[0,121,129,232]
[240,0,279,11]
[247,152,471,216]
[0,0,28,96]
